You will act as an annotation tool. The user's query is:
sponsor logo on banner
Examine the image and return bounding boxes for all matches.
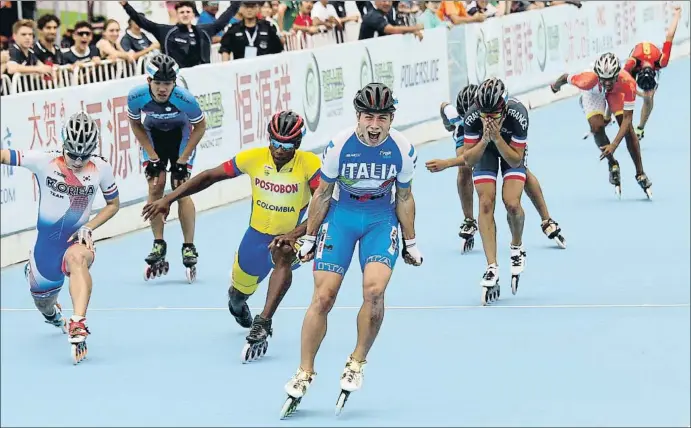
[359,48,374,88]
[400,58,441,88]
[301,53,346,133]
[535,14,547,72]
[474,28,500,83]
[234,61,292,148]
[195,91,224,149]
[365,45,395,89]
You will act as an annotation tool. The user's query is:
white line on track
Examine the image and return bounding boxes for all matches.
[0,303,688,312]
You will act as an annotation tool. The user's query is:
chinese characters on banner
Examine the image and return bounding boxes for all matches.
[81,96,141,181]
[234,62,292,147]
[502,21,534,78]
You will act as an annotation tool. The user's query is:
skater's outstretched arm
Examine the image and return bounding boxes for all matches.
[305,179,334,236]
[395,186,416,240]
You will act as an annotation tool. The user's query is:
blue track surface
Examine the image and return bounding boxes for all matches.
[2,59,689,427]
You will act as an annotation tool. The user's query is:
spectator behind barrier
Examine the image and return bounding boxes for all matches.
[120,13,160,59]
[219,1,283,61]
[120,0,235,68]
[292,1,320,35]
[62,21,102,66]
[418,1,449,29]
[197,1,224,43]
[96,19,136,63]
[437,0,485,24]
[34,14,65,66]
[277,1,301,32]
[467,0,497,18]
[6,19,53,77]
[358,0,423,41]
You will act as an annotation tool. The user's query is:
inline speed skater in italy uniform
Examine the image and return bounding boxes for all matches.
[446,78,528,305]
[0,112,120,364]
[127,53,207,283]
[551,52,652,199]
[143,111,321,363]
[279,83,423,419]
[623,4,682,141]
[430,85,566,249]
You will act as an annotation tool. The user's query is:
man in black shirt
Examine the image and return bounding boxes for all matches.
[6,19,53,76]
[120,0,235,68]
[219,1,283,61]
[62,21,102,65]
[33,14,64,66]
[358,0,422,40]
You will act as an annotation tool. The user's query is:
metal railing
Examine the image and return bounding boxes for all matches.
[2,25,357,96]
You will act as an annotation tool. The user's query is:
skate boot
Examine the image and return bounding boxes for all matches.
[68,316,90,365]
[280,368,316,419]
[636,173,652,200]
[481,263,500,306]
[144,239,169,281]
[609,161,621,198]
[458,218,478,254]
[541,218,566,249]
[241,315,272,363]
[182,243,198,283]
[228,299,253,329]
[43,303,68,334]
[510,245,526,295]
[335,355,366,416]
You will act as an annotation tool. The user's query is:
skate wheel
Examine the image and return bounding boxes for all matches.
[462,237,474,254]
[511,275,519,295]
[279,396,301,420]
[71,341,87,365]
[185,266,196,284]
[241,343,253,364]
[144,265,152,281]
[615,185,621,199]
[554,235,567,249]
[161,262,170,276]
[645,188,652,200]
[335,390,350,416]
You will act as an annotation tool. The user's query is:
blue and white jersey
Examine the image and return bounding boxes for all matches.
[126,84,204,132]
[6,149,118,257]
[320,127,417,210]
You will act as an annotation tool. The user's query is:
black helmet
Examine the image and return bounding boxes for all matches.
[353,83,396,114]
[636,67,657,92]
[476,77,508,113]
[456,84,479,117]
[146,53,179,82]
[268,110,305,145]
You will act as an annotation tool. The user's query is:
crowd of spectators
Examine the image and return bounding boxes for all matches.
[1,0,583,92]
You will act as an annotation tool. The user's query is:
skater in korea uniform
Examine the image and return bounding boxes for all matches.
[142,110,321,363]
[279,83,424,419]
[428,84,566,250]
[0,112,120,364]
[127,53,206,282]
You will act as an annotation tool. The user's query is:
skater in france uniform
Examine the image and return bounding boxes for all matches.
[427,84,566,251]
[0,112,121,364]
[127,53,206,282]
[142,110,321,363]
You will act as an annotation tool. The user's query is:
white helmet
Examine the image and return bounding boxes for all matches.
[593,52,621,79]
[62,111,100,157]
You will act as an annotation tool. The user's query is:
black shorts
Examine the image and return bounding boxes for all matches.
[141,126,195,170]
[471,143,527,185]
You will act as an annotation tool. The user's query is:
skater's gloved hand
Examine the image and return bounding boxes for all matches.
[402,238,423,266]
[144,159,166,185]
[68,226,94,250]
[171,161,191,187]
[142,197,172,222]
[599,143,618,160]
[298,234,317,262]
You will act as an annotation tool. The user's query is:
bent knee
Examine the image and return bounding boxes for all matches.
[64,248,90,269]
[312,287,339,314]
[502,197,522,215]
[272,244,296,266]
[478,193,496,215]
[362,281,386,304]
[149,185,165,199]
[589,117,606,133]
